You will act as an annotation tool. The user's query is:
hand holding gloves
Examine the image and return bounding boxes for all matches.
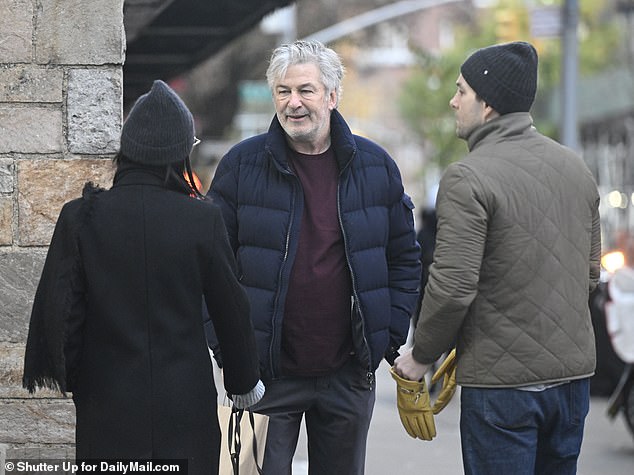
[390,348,458,440]
[389,367,437,440]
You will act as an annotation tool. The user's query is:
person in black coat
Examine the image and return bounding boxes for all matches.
[23,80,263,475]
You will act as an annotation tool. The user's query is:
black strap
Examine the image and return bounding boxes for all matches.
[227,406,264,475]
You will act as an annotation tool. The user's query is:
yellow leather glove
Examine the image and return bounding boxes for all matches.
[430,349,457,415]
[389,367,437,440]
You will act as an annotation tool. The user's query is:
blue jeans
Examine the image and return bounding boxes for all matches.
[460,378,590,475]
[250,357,375,475]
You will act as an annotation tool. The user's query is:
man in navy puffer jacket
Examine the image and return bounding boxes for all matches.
[208,40,420,475]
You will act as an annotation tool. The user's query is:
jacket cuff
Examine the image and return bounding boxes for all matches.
[231,380,265,409]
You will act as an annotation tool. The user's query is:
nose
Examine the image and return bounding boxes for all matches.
[288,90,303,108]
[449,93,458,110]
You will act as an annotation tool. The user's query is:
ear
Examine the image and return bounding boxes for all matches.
[483,103,499,122]
[328,88,338,110]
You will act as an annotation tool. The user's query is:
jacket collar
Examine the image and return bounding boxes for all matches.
[467,112,534,152]
[264,109,357,172]
[112,163,169,188]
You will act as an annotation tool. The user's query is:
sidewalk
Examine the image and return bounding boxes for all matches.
[290,361,634,474]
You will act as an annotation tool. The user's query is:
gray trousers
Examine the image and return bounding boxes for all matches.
[251,357,376,475]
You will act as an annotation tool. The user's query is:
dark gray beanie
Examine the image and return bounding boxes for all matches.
[120,80,195,165]
[460,41,538,115]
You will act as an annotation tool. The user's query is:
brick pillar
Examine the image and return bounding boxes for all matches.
[0,0,124,459]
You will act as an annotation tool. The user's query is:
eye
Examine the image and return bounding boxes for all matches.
[276,89,290,98]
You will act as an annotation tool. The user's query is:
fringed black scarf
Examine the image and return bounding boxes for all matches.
[22,182,104,394]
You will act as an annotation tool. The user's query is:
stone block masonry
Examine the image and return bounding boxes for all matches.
[0,0,124,460]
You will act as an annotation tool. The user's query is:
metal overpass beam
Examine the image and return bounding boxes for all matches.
[302,0,463,44]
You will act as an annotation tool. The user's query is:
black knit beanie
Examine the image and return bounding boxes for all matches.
[460,41,538,115]
[120,80,195,165]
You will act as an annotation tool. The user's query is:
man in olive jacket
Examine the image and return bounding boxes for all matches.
[395,42,601,474]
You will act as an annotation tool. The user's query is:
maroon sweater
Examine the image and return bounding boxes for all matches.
[281,147,353,376]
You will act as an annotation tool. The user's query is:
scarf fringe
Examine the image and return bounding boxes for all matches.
[23,375,67,396]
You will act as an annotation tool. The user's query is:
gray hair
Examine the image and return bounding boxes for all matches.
[266,40,345,106]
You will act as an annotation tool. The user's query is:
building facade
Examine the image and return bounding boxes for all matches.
[0,0,124,460]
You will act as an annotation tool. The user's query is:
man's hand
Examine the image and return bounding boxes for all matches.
[394,349,431,381]
[389,367,437,440]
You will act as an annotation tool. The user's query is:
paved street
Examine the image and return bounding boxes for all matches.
[290,361,634,474]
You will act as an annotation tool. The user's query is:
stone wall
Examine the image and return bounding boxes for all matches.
[0,0,124,460]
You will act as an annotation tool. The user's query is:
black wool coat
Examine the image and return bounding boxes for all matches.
[24,168,260,474]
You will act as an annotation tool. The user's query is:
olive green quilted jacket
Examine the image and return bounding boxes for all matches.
[413,113,601,387]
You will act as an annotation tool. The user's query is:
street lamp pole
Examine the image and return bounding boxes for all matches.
[561,0,579,151]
